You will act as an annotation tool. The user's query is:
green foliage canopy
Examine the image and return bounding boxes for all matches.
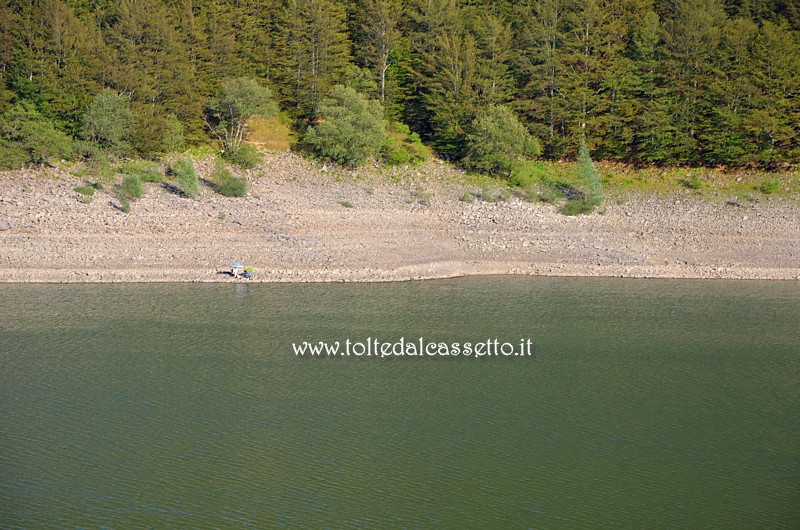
[303,85,387,166]
[207,78,278,154]
[81,90,134,154]
[465,105,541,177]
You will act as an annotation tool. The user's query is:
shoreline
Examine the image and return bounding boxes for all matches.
[2,152,798,283]
[1,263,799,283]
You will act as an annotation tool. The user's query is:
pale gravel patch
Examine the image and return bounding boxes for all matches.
[1,152,798,283]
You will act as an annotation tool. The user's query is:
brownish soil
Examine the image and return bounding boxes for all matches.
[1,152,798,283]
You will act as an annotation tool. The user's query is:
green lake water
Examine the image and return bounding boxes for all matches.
[1,277,798,528]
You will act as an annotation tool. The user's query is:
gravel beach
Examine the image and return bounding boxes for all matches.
[1,152,798,283]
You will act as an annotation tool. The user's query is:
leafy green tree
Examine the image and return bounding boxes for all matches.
[465,104,541,176]
[206,77,278,155]
[303,85,386,166]
[81,89,134,154]
[0,100,72,167]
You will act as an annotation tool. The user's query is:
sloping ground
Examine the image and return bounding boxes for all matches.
[1,152,798,282]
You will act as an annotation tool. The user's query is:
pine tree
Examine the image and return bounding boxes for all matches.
[275,0,351,116]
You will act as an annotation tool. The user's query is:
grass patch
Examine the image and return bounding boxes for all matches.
[74,184,95,197]
[382,124,431,167]
[120,160,163,182]
[210,159,248,197]
[682,175,706,190]
[223,143,263,169]
[170,156,200,197]
[247,114,296,151]
[116,193,131,213]
[759,178,780,195]
[118,174,144,199]
[560,197,600,216]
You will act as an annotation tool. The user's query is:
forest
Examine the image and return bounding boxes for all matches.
[1,0,798,170]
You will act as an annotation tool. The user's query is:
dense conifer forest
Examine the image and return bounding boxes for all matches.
[1,0,798,169]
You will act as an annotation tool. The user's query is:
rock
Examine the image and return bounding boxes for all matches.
[0,220,9,231]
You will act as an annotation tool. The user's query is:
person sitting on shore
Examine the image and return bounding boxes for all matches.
[232,267,242,278]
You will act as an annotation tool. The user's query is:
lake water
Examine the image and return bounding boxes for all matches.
[1,277,798,528]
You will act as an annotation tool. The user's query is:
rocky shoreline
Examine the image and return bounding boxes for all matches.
[1,152,798,283]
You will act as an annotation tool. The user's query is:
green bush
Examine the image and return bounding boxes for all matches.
[560,198,597,216]
[171,156,200,197]
[382,124,429,167]
[303,85,386,167]
[211,159,248,197]
[74,185,95,197]
[383,136,411,166]
[120,160,163,182]
[222,142,262,169]
[81,89,134,155]
[119,174,144,199]
[684,175,705,190]
[116,193,131,213]
[465,105,541,177]
[0,101,73,168]
[338,200,355,208]
[759,178,780,195]
[0,142,30,170]
[207,77,278,154]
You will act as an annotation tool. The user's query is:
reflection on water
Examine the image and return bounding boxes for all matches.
[1,277,798,527]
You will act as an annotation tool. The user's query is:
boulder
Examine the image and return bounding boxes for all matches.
[0,220,9,231]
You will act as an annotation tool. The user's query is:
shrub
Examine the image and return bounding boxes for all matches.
[120,160,163,182]
[382,123,429,166]
[116,193,131,213]
[222,142,262,169]
[508,161,552,188]
[303,85,386,167]
[759,178,780,195]
[337,200,355,208]
[383,136,411,166]
[560,198,597,216]
[684,175,705,190]
[0,101,73,167]
[119,174,144,199]
[81,89,134,154]
[74,185,95,197]
[207,77,278,154]
[0,142,30,170]
[465,105,541,177]
[171,156,200,197]
[211,159,248,197]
